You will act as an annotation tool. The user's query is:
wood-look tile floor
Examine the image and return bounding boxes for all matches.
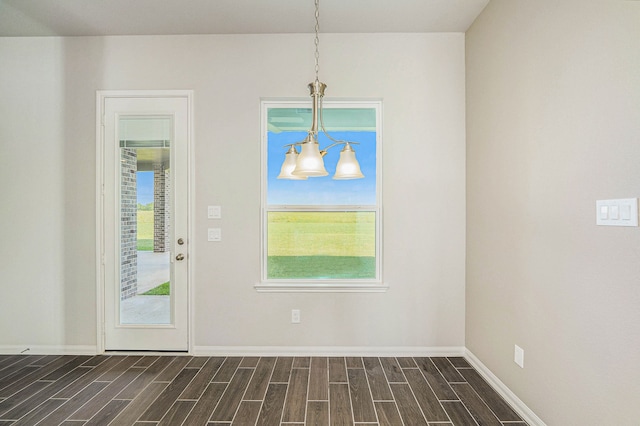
[0,354,527,425]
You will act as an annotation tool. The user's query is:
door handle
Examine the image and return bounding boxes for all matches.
[176,253,185,261]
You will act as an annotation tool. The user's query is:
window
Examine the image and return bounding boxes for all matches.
[258,100,385,292]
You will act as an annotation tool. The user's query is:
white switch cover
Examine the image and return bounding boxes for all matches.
[208,205,222,219]
[599,205,609,220]
[596,199,638,227]
[610,205,619,220]
[208,228,222,241]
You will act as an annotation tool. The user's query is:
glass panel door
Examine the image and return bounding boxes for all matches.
[100,92,190,352]
[118,120,172,325]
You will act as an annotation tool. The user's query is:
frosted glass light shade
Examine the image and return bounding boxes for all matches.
[333,144,364,179]
[293,140,328,177]
[277,148,307,180]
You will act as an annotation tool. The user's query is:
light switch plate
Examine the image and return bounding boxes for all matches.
[596,198,638,227]
[208,228,222,241]
[208,205,222,219]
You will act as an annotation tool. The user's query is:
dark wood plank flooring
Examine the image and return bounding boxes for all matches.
[0,355,527,425]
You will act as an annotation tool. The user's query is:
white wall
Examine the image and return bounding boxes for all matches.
[0,38,67,347]
[466,1,640,424]
[0,33,466,352]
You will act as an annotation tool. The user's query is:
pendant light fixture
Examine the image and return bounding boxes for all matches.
[277,0,364,180]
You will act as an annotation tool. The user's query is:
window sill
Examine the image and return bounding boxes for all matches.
[254,282,389,293]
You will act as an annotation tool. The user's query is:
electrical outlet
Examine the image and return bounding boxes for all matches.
[514,344,524,368]
[291,309,301,324]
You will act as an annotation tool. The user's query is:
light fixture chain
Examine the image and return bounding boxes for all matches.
[277,0,364,180]
[314,0,320,83]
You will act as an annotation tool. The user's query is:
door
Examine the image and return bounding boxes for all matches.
[98,92,191,351]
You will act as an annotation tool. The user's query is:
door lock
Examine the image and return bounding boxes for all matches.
[177,238,184,245]
[176,253,185,261]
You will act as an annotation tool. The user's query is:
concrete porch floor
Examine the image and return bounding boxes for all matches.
[121,295,170,324]
[120,251,171,324]
[136,251,170,294]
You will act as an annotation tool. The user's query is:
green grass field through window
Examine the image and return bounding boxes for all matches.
[142,281,170,295]
[137,210,154,251]
[267,211,376,279]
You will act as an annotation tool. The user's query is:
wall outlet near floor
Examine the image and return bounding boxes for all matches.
[291,309,301,324]
[514,344,525,368]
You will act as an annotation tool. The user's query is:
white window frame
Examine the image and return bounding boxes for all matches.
[256,99,387,293]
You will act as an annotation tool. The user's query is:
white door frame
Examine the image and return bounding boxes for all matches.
[96,90,194,353]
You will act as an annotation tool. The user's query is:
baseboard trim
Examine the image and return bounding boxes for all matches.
[0,344,466,358]
[0,345,98,355]
[464,349,546,426]
[193,346,466,357]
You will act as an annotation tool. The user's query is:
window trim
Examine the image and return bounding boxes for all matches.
[257,98,386,293]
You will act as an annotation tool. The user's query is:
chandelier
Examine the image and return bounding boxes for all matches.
[277,0,364,181]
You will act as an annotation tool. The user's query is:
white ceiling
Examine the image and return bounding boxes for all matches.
[0,0,489,37]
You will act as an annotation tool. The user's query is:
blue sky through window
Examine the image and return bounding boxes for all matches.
[267,130,377,206]
[137,171,154,205]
